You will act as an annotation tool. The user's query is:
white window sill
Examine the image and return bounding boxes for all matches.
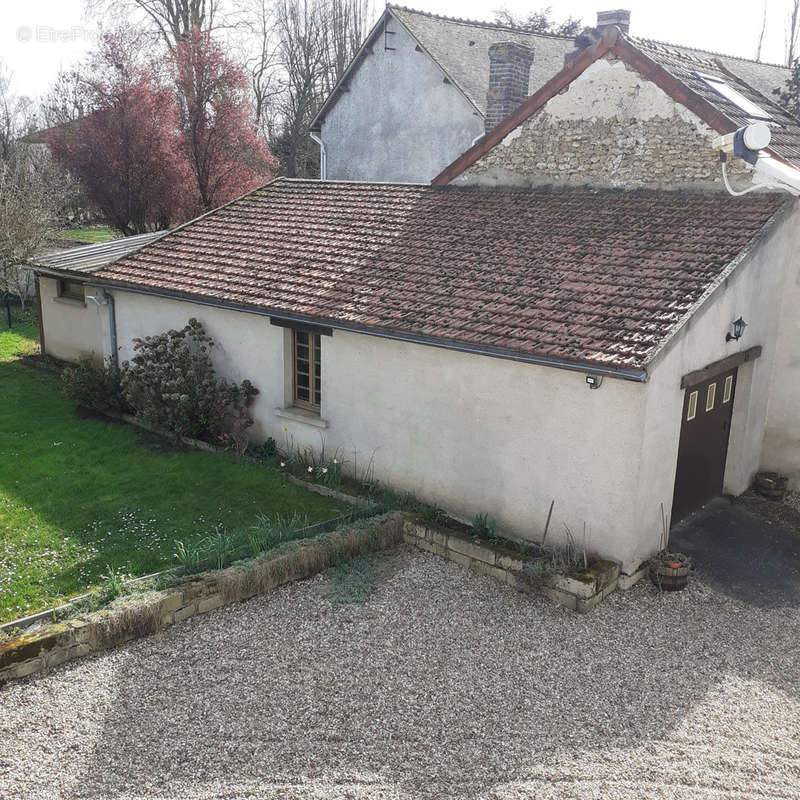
[53,296,86,308]
[275,406,329,429]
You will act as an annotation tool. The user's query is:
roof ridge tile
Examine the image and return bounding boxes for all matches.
[388,4,573,41]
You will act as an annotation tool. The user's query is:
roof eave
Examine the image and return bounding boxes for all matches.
[85,275,648,382]
[643,198,792,375]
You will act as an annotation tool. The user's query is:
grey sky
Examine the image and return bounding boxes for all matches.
[2,0,795,100]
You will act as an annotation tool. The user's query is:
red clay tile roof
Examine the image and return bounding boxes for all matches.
[96,179,783,373]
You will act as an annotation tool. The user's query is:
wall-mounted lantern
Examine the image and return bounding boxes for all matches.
[726,317,748,342]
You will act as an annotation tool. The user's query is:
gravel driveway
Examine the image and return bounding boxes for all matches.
[2,547,798,800]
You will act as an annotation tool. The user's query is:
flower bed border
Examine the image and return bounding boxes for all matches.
[402,519,632,613]
[0,513,406,687]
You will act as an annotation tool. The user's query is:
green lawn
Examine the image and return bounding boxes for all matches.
[0,311,39,361]
[60,227,119,245]
[0,320,346,623]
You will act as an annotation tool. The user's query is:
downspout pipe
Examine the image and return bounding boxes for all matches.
[88,287,118,370]
[107,291,118,371]
[310,132,327,180]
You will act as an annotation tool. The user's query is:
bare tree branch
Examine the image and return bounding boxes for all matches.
[788,0,800,66]
[86,0,224,49]
[756,0,768,62]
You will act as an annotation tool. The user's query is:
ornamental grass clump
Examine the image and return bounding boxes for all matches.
[120,318,258,448]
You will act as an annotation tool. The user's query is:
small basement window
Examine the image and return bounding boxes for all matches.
[58,279,85,302]
[293,329,321,412]
[696,72,772,120]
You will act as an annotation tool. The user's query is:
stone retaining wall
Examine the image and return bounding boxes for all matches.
[402,520,632,612]
[0,514,405,687]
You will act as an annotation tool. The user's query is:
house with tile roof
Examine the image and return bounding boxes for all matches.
[28,17,800,579]
[310,5,793,183]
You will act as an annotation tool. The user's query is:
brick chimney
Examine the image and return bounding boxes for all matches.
[596,9,631,34]
[485,42,534,134]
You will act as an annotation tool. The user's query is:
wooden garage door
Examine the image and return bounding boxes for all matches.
[671,368,737,524]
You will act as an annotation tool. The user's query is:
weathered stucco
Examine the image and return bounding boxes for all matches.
[456,57,748,191]
[319,20,484,183]
[635,203,797,540]
[760,203,800,485]
[38,276,106,362]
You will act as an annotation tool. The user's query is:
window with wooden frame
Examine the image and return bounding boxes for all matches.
[293,329,321,411]
[58,279,85,302]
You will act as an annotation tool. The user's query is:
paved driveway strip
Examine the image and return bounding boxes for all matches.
[1,548,798,799]
[670,503,800,608]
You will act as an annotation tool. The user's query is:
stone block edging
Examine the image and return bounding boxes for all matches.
[403,520,628,613]
[0,513,406,687]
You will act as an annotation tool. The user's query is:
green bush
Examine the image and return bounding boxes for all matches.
[61,358,128,412]
[120,318,258,449]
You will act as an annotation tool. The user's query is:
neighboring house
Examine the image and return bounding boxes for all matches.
[311,6,792,183]
[27,21,800,578]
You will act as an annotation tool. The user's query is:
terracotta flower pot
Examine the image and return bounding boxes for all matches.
[649,552,691,591]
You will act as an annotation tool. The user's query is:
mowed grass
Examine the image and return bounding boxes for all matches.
[0,321,346,622]
[60,227,118,244]
[0,311,40,361]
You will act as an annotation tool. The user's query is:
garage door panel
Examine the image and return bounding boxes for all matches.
[672,368,737,524]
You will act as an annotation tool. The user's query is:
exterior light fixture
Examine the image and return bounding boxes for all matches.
[726,317,748,342]
[586,374,603,389]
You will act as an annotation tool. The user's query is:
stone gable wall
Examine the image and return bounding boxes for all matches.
[456,56,749,191]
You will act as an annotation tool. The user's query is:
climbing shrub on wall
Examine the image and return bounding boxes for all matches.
[120,318,258,448]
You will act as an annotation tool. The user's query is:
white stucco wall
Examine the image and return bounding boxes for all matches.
[319,18,484,183]
[110,288,653,570]
[38,276,106,362]
[45,194,796,571]
[760,203,800,485]
[635,203,797,542]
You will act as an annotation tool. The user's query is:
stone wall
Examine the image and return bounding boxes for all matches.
[457,56,749,191]
[0,514,404,687]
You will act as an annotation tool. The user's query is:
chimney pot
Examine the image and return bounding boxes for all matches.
[596,9,631,34]
[485,41,534,134]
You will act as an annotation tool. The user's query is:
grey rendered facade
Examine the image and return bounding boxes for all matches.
[311,6,791,184]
